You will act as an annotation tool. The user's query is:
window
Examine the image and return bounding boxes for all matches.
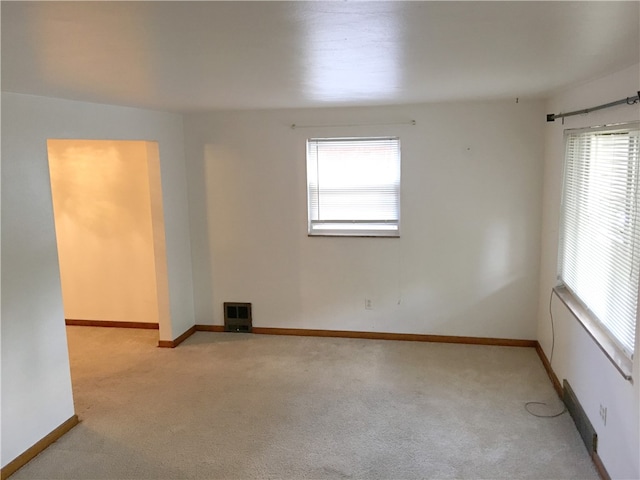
[558,123,640,366]
[306,137,400,237]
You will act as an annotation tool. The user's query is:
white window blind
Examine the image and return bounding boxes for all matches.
[559,123,640,358]
[307,137,400,236]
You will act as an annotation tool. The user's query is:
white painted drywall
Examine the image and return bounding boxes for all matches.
[48,140,160,324]
[0,92,195,468]
[537,64,640,480]
[184,100,545,339]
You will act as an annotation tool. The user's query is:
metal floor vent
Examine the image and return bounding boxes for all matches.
[224,302,252,332]
[563,379,598,454]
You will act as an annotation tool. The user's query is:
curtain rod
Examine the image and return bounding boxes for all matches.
[546,91,639,122]
[291,120,416,129]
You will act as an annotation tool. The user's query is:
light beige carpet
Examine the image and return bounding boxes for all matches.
[12,326,597,479]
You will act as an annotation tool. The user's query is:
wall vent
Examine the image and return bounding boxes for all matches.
[563,379,598,454]
[224,302,252,332]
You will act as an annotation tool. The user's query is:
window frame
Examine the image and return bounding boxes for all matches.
[556,122,639,380]
[306,136,401,238]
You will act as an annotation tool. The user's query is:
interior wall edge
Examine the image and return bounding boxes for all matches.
[157,325,197,348]
[0,415,79,480]
[1,91,195,467]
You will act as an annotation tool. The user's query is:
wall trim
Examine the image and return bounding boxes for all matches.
[65,319,159,329]
[195,324,225,332]
[1,415,79,480]
[534,342,563,397]
[157,325,224,348]
[164,324,536,348]
[158,325,197,348]
[251,327,537,347]
[535,342,612,480]
[592,451,611,480]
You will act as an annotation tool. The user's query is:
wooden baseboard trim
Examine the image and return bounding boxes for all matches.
[158,325,197,348]
[157,324,536,349]
[157,325,224,347]
[534,343,612,480]
[592,451,611,480]
[535,342,563,398]
[251,327,536,347]
[195,324,225,332]
[1,415,79,480]
[65,319,159,330]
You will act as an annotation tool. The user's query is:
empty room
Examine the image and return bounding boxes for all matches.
[1,2,639,479]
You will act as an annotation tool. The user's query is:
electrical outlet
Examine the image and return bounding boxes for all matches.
[599,404,607,426]
[365,299,373,310]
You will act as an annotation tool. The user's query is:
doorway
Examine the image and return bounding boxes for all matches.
[47,139,171,336]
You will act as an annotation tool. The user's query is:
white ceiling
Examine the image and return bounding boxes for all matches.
[2,1,639,113]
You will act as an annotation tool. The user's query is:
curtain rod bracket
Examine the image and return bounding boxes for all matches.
[626,92,640,105]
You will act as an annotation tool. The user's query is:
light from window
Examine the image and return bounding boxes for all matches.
[307,137,400,237]
[559,123,640,358]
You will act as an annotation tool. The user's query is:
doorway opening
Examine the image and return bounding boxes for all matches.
[47,139,171,338]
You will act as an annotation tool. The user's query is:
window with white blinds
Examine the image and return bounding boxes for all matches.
[306,137,400,236]
[559,123,640,359]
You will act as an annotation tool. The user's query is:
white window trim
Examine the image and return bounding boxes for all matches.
[306,136,401,238]
[554,286,633,380]
[556,122,639,380]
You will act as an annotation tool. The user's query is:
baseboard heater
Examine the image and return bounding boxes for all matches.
[563,379,598,454]
[224,302,252,332]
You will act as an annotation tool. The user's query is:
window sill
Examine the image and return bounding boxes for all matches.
[308,222,399,237]
[553,286,633,382]
[308,234,400,238]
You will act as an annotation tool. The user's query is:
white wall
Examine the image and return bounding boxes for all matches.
[48,140,160,324]
[1,92,195,468]
[537,64,640,480]
[184,100,545,339]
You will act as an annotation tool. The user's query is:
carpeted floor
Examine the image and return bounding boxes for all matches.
[12,326,598,479]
